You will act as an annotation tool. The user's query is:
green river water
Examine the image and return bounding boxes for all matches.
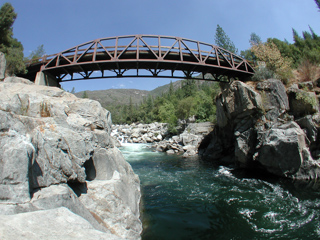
[120,143,320,240]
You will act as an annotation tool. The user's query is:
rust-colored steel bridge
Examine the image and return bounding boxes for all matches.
[25,35,254,84]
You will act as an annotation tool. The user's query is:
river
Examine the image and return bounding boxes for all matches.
[120,143,320,240]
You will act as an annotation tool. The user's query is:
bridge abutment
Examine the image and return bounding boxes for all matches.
[35,71,60,87]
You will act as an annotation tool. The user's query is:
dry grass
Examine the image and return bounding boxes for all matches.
[297,59,320,82]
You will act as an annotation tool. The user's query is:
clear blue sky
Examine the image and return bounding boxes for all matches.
[4,0,320,92]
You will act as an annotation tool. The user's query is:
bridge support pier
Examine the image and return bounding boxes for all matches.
[35,71,60,87]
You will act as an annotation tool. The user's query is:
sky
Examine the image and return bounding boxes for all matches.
[3,0,320,92]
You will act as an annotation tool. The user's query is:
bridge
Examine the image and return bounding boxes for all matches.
[24,35,255,86]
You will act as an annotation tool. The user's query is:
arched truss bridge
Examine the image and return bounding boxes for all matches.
[25,35,255,82]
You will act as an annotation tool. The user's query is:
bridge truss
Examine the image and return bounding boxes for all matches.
[25,35,255,82]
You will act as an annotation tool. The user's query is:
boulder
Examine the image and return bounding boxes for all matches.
[217,81,263,127]
[166,149,175,155]
[0,80,142,239]
[0,129,34,203]
[0,207,122,240]
[4,76,34,85]
[256,79,289,121]
[234,128,256,167]
[0,52,6,80]
[295,115,318,143]
[287,87,319,118]
[254,122,309,177]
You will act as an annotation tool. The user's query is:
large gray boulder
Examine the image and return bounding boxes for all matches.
[0,207,122,240]
[254,122,316,178]
[256,79,289,121]
[4,76,34,85]
[287,87,319,118]
[217,81,262,128]
[0,81,142,239]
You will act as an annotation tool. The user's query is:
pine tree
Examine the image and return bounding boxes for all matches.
[82,91,88,98]
[214,24,238,54]
[0,3,26,75]
[315,0,320,11]
[27,44,46,61]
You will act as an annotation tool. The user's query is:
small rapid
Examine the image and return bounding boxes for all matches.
[120,143,320,240]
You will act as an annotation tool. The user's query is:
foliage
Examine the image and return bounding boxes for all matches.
[214,24,238,54]
[82,91,88,98]
[251,41,293,83]
[241,33,262,62]
[297,59,320,82]
[296,91,318,108]
[0,2,26,75]
[315,0,320,11]
[108,80,220,131]
[251,63,276,81]
[27,44,46,61]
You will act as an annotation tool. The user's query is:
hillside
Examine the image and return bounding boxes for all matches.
[75,79,219,110]
[75,89,149,108]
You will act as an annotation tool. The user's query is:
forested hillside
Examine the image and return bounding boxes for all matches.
[108,80,220,133]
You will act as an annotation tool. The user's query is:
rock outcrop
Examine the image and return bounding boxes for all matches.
[0,52,5,80]
[200,79,320,180]
[0,77,142,239]
[153,122,213,157]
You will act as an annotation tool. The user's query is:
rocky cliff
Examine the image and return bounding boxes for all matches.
[0,77,142,239]
[199,79,320,180]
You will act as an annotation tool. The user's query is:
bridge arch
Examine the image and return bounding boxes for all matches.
[25,35,254,85]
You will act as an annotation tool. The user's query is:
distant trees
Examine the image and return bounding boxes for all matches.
[0,2,26,76]
[243,25,320,83]
[214,24,238,54]
[108,80,220,133]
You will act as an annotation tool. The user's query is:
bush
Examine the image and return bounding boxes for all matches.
[297,59,320,82]
[251,42,293,84]
[252,63,276,81]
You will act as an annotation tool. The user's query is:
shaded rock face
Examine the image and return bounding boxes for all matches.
[200,79,320,180]
[0,79,142,239]
[0,52,6,80]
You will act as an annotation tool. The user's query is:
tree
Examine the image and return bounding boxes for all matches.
[315,0,320,11]
[181,79,196,98]
[250,33,262,46]
[214,24,238,54]
[0,3,26,75]
[251,41,293,83]
[241,32,262,62]
[27,44,45,61]
[82,91,88,98]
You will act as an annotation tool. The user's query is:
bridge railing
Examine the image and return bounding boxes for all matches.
[25,35,254,81]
